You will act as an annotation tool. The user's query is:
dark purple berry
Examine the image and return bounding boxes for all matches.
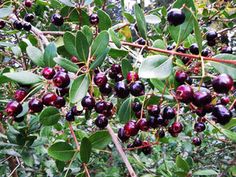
[95,115,108,129]
[24,13,34,22]
[167,8,185,26]
[212,104,232,125]
[13,20,23,30]
[114,81,129,99]
[206,30,218,41]
[212,74,233,94]
[89,14,99,25]
[95,101,107,113]
[99,83,112,96]
[28,98,43,113]
[42,93,57,106]
[94,73,107,87]
[137,118,149,131]
[51,14,64,26]
[190,43,199,55]
[53,72,70,88]
[176,85,193,103]
[192,137,201,146]
[118,127,130,142]
[175,70,188,84]
[162,106,176,119]
[23,22,31,31]
[132,102,142,112]
[192,91,212,107]
[129,81,145,96]
[0,20,6,29]
[147,105,160,116]
[5,101,23,116]
[194,122,206,132]
[66,111,75,122]
[14,89,27,102]
[54,96,65,108]
[171,122,183,133]
[42,67,56,80]
[81,96,95,110]
[124,120,139,137]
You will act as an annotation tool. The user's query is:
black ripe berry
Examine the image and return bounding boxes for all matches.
[42,67,56,80]
[54,96,66,108]
[212,74,233,94]
[129,81,145,96]
[5,101,23,116]
[192,91,212,107]
[24,13,34,22]
[114,81,129,99]
[176,85,193,103]
[137,38,146,45]
[81,96,95,110]
[118,127,130,142]
[53,71,70,88]
[66,111,75,122]
[51,14,64,26]
[137,118,149,131]
[221,46,233,54]
[171,122,183,133]
[124,120,139,137]
[190,43,199,55]
[94,73,107,87]
[212,104,232,125]
[132,101,142,112]
[95,101,107,114]
[99,83,112,96]
[89,14,99,25]
[147,105,160,116]
[23,23,32,31]
[194,122,206,132]
[13,20,23,30]
[162,106,176,120]
[28,98,43,113]
[175,70,188,84]
[95,115,108,129]
[42,93,57,106]
[206,30,218,41]
[167,8,185,26]
[192,137,202,146]
[14,116,24,123]
[0,20,6,29]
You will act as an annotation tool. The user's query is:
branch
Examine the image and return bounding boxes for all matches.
[106,124,137,177]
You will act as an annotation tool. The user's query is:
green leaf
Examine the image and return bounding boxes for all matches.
[76,31,89,62]
[91,31,109,57]
[108,29,121,48]
[134,4,147,39]
[89,130,111,150]
[26,46,45,67]
[221,129,236,142]
[58,0,75,7]
[69,74,89,104]
[118,97,132,124]
[39,107,61,126]
[145,14,161,24]
[193,15,202,53]
[139,55,172,79]
[109,48,128,58]
[44,43,57,67]
[97,9,112,31]
[48,142,75,162]
[0,6,12,18]
[54,57,79,73]
[82,25,93,45]
[123,12,135,23]
[80,137,92,163]
[153,39,166,50]
[193,169,218,176]
[90,48,109,69]
[224,118,236,129]
[121,59,132,78]
[63,32,78,57]
[3,71,42,85]
[150,79,170,95]
[210,54,236,79]
[176,156,190,172]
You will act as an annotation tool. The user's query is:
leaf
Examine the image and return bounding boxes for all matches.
[123,12,135,23]
[69,74,89,104]
[54,57,79,73]
[109,48,128,58]
[150,79,170,95]
[44,43,57,67]
[118,97,132,124]
[39,107,61,126]
[84,0,93,5]
[48,142,75,161]
[108,28,121,48]
[193,15,202,53]
[26,46,45,67]
[153,39,166,50]
[89,130,111,150]
[58,0,75,7]
[80,137,92,163]
[76,31,89,62]
[224,118,236,129]
[63,32,78,57]
[221,129,236,142]
[91,31,109,57]
[210,54,236,79]
[193,169,218,176]
[134,4,147,39]
[97,9,112,31]
[139,55,173,79]
[90,48,109,69]
[176,156,190,172]
[3,71,42,85]
[121,59,132,78]
[82,25,93,45]
[145,14,161,24]
[0,6,12,18]
[11,46,22,56]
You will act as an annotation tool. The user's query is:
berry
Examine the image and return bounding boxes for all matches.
[106,102,113,110]
[53,72,70,88]
[201,48,211,57]
[137,118,149,131]
[175,70,188,84]
[94,73,107,87]
[176,46,187,53]
[133,138,142,147]
[56,87,69,96]
[162,106,176,120]
[24,13,34,22]
[124,120,139,137]
[206,30,218,41]
[212,74,233,94]
[194,122,206,132]
[71,106,83,116]
[132,102,142,112]
[190,43,199,55]
[95,115,108,129]
[89,14,99,25]
[99,83,112,96]
[114,74,124,82]
[168,126,179,137]
[137,38,146,45]
[54,96,66,108]
[148,116,163,128]
[176,85,193,103]
[147,105,160,116]
[167,45,174,50]
[42,67,55,80]
[0,20,6,29]
[171,122,183,133]
[129,81,145,96]
[114,81,129,99]
[182,57,191,64]
[14,116,24,123]
[192,91,212,107]
[13,20,23,30]
[81,96,95,110]
[51,14,64,26]
[95,101,107,113]
[207,40,216,47]
[42,93,57,106]
[118,127,130,142]
[158,129,165,138]
[195,108,206,117]
[23,23,31,31]
[126,71,139,83]
[28,98,43,113]
[24,0,32,7]
[135,110,144,118]
[66,111,75,122]
[109,64,122,79]
[167,8,185,26]
[212,104,232,125]
[220,97,230,105]
[141,141,152,155]
[5,101,23,116]
[14,89,27,102]
[192,137,201,146]
[221,46,233,54]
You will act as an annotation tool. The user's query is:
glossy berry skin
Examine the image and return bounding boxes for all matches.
[14,89,27,102]
[94,73,107,87]
[23,23,31,31]
[89,14,99,25]
[95,101,107,114]
[71,106,83,116]
[137,118,149,131]
[129,81,145,96]
[42,93,57,106]
[167,45,174,50]
[13,20,23,30]
[192,91,212,107]
[66,111,75,122]
[114,74,124,82]
[24,13,34,22]
[118,127,130,142]
[176,85,193,103]
[114,81,129,99]
[194,122,206,132]
[99,83,112,96]
[14,116,24,123]
[56,87,69,96]
[132,102,142,112]
[176,46,187,53]
[168,127,179,137]
[147,105,160,116]
[0,20,6,29]
[95,115,108,129]
[24,0,32,7]
[81,96,95,110]
[109,64,122,79]
[192,137,201,146]
[220,97,230,105]
[51,14,64,26]
[175,70,188,84]
[162,106,176,120]
[53,72,70,88]
[133,138,142,147]
[141,141,152,155]
[212,104,232,125]
[212,74,233,94]
[71,56,78,63]
[206,31,218,41]
[5,101,23,116]
[124,120,139,137]
[158,130,165,138]
[137,38,146,45]
[28,98,43,113]
[167,8,185,26]
[201,48,211,57]
[42,67,55,80]
[190,43,199,55]
[171,122,183,133]
[221,46,233,54]
[54,96,66,108]
[148,116,163,128]
[126,71,139,83]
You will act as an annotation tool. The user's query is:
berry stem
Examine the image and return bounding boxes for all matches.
[125,141,159,151]
[83,163,91,177]
[69,123,80,151]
